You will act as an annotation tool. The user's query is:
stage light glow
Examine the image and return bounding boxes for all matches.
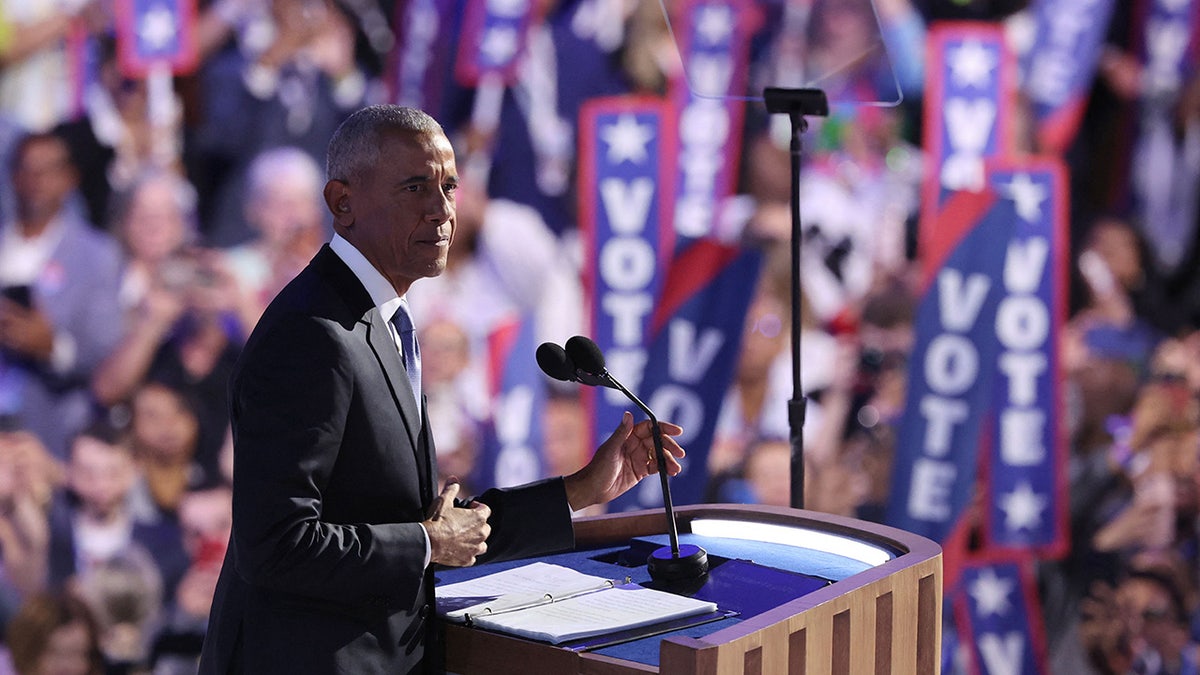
[689,519,895,567]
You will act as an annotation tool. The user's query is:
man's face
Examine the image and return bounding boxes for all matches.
[131,385,198,462]
[13,137,77,224]
[249,174,323,247]
[334,129,457,295]
[124,179,189,263]
[68,437,135,521]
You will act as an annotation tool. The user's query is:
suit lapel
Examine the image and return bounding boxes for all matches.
[314,246,433,502]
[364,310,423,454]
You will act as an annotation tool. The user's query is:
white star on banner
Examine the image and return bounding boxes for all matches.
[695,5,732,46]
[600,115,655,165]
[480,26,519,65]
[949,40,996,88]
[970,568,1015,617]
[1001,173,1048,223]
[1000,481,1047,531]
[139,4,178,50]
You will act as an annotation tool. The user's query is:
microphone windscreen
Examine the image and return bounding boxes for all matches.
[565,335,606,374]
[535,342,576,382]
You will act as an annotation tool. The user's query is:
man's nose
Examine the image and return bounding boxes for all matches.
[427,190,453,221]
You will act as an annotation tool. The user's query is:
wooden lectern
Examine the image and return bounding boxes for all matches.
[441,504,941,675]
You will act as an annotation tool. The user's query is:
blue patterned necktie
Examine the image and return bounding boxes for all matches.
[393,298,422,408]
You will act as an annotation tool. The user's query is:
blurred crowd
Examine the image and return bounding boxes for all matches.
[0,0,1195,673]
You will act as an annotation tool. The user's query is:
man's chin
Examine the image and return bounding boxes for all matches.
[423,260,449,278]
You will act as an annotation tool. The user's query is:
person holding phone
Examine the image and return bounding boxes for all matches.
[0,130,123,458]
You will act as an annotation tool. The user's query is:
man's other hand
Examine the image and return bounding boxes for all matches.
[564,411,685,512]
[424,481,490,567]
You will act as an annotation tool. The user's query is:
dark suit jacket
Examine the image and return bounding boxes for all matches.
[199,246,574,674]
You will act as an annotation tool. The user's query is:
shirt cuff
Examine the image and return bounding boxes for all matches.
[419,522,431,568]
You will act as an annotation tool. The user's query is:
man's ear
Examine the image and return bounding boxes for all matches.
[323,180,353,230]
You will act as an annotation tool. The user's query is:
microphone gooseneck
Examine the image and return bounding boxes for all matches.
[561,336,708,584]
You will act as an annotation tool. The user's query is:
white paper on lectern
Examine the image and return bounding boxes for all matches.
[471,584,718,645]
[436,562,619,622]
[435,562,718,643]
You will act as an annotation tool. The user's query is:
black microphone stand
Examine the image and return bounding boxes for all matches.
[763,87,828,509]
[598,375,708,582]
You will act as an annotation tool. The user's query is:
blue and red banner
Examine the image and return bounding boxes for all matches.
[666,0,757,242]
[954,555,1050,675]
[1020,0,1118,154]
[607,242,762,511]
[115,0,198,78]
[578,96,676,459]
[454,0,535,87]
[920,22,1015,260]
[475,315,545,489]
[1138,0,1200,97]
[982,161,1069,557]
[890,157,1069,556]
[887,187,1015,544]
[387,0,459,112]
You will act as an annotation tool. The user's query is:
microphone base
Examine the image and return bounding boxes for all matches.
[647,544,709,584]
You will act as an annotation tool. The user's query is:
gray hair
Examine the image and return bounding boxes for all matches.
[109,168,198,233]
[326,105,444,182]
[247,146,324,198]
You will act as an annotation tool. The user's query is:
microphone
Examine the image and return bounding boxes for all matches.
[535,342,616,390]
[559,336,708,584]
[535,342,576,382]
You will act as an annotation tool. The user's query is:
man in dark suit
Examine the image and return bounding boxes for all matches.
[199,105,685,674]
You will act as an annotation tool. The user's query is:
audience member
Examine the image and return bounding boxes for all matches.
[1081,554,1200,675]
[92,243,243,485]
[1,591,104,675]
[145,486,231,675]
[55,35,186,228]
[126,383,206,516]
[542,392,590,480]
[742,438,793,508]
[189,0,365,245]
[419,316,484,493]
[0,131,123,458]
[221,146,328,329]
[709,254,807,475]
[0,431,60,625]
[47,422,187,606]
[70,547,163,671]
[0,1,108,133]
[105,170,199,315]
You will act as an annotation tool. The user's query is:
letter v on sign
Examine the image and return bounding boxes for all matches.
[936,269,991,332]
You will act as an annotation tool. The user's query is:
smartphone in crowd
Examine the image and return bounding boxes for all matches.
[0,285,32,308]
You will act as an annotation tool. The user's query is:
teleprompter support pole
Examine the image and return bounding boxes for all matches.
[762,87,828,510]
